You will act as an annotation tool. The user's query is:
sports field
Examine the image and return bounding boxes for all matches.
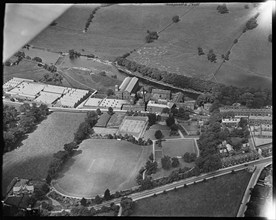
[118,116,148,139]
[2,112,86,195]
[53,139,151,197]
[162,138,197,157]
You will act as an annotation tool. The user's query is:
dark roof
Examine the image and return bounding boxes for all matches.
[95,113,111,127]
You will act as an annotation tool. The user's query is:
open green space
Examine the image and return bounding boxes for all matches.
[162,138,197,157]
[3,59,49,83]
[143,123,175,140]
[53,139,151,197]
[179,121,200,135]
[2,112,86,195]
[132,169,252,216]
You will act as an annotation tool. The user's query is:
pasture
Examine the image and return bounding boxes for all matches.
[2,112,86,195]
[53,139,151,197]
[3,59,49,83]
[132,169,252,216]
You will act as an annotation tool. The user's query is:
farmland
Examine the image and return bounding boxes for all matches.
[16,3,271,89]
[132,169,252,216]
[53,139,151,197]
[2,112,86,195]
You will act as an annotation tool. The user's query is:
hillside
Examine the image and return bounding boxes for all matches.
[14,3,273,89]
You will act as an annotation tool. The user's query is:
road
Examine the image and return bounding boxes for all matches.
[236,161,272,217]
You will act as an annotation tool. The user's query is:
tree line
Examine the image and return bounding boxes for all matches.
[84,7,101,32]
[3,103,50,153]
[46,110,98,181]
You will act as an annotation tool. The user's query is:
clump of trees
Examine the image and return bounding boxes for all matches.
[197,47,205,55]
[145,30,159,43]
[172,15,180,23]
[244,14,259,32]
[33,57,42,63]
[3,104,50,153]
[41,72,63,85]
[120,197,135,216]
[161,155,172,170]
[244,4,249,9]
[233,39,238,44]
[217,4,229,14]
[69,49,81,59]
[207,49,217,63]
[183,152,197,163]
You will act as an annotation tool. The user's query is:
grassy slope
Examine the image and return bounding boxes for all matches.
[131,4,265,80]
[217,5,272,89]
[54,139,151,197]
[132,169,252,217]
[3,59,48,83]
[2,112,86,195]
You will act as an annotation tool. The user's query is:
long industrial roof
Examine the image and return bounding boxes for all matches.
[119,77,131,91]
[125,77,138,93]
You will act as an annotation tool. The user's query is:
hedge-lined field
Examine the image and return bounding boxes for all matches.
[132,169,252,216]
[2,112,86,195]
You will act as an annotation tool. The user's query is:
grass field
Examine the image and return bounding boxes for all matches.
[143,123,175,140]
[132,169,252,216]
[253,137,272,146]
[27,3,271,89]
[162,138,197,157]
[3,59,49,83]
[2,112,86,195]
[179,121,200,136]
[53,139,151,197]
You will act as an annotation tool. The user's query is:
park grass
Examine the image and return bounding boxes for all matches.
[2,112,86,195]
[162,138,196,157]
[132,169,252,217]
[53,139,151,197]
[179,121,200,135]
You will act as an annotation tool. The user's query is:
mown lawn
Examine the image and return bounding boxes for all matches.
[2,112,86,195]
[53,139,151,197]
[132,169,252,217]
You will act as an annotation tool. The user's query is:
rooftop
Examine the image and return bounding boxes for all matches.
[124,77,139,93]
[152,89,171,95]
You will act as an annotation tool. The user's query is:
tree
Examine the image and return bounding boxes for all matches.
[172,15,180,23]
[74,121,93,143]
[108,107,114,115]
[147,113,157,126]
[94,195,102,204]
[166,116,175,127]
[233,39,238,44]
[154,130,164,140]
[104,189,111,201]
[161,155,172,170]
[120,197,135,216]
[145,160,158,175]
[244,4,249,9]
[80,197,87,206]
[170,123,178,131]
[202,154,222,173]
[64,142,77,154]
[217,4,229,14]
[183,152,197,163]
[162,108,170,114]
[106,89,114,96]
[171,157,180,167]
[33,57,42,62]
[149,152,154,162]
[86,111,98,126]
[197,47,204,55]
[207,49,217,62]
[96,108,102,116]
[238,117,248,128]
[177,107,189,120]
